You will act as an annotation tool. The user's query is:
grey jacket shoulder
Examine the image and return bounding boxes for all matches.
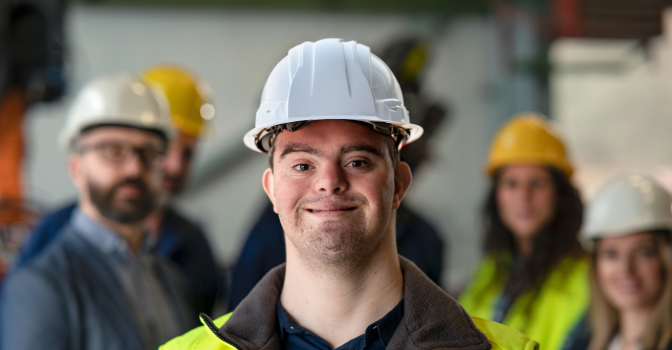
[1,227,145,350]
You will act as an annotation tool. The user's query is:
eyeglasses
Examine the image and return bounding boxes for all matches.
[254,120,410,153]
[76,141,166,168]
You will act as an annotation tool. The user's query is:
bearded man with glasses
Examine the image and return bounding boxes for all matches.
[1,74,196,350]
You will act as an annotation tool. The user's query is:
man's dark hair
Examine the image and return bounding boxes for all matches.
[268,133,400,172]
[480,166,585,313]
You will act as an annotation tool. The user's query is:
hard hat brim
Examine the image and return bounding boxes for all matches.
[243,116,424,154]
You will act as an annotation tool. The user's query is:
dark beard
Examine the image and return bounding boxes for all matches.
[88,177,157,224]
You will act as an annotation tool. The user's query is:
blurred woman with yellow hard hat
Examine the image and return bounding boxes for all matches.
[573,172,672,350]
[459,113,589,350]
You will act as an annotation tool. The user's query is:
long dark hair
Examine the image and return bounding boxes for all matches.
[482,166,585,307]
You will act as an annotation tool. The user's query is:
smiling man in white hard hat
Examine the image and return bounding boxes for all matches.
[161,38,538,350]
[1,73,195,350]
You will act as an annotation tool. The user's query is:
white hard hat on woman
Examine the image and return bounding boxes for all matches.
[583,172,672,243]
[581,171,672,350]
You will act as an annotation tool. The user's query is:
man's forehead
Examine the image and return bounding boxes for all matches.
[273,120,387,157]
[79,126,163,145]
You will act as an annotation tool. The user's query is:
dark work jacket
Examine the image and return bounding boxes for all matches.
[15,202,220,316]
[161,257,539,350]
[229,203,445,310]
[1,225,197,350]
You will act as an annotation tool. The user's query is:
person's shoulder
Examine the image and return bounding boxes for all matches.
[18,227,84,277]
[547,255,590,288]
[2,244,71,306]
[470,316,540,350]
[160,313,234,350]
[38,202,77,227]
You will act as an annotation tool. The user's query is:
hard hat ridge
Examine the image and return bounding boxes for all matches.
[244,38,424,153]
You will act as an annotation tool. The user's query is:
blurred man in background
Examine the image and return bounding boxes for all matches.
[15,65,221,316]
[1,73,195,350]
[229,38,448,310]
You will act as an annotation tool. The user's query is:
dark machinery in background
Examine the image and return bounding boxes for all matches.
[0,0,66,283]
[0,0,66,101]
[378,37,449,172]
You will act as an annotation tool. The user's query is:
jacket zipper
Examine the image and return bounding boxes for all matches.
[199,313,242,350]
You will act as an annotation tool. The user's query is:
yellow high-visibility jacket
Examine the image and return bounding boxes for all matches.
[459,256,590,350]
[161,257,539,350]
[160,313,539,350]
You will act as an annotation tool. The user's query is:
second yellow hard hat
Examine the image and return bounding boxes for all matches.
[485,113,573,177]
[142,65,214,138]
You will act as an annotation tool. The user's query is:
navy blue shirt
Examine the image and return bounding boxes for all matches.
[277,299,404,350]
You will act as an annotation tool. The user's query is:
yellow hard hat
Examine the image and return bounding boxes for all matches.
[485,113,573,177]
[141,65,214,138]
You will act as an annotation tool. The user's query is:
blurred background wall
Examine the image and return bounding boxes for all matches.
[16,0,671,292]
[23,4,544,291]
[551,9,672,199]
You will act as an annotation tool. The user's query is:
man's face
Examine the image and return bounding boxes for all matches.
[162,131,198,196]
[262,120,411,269]
[69,126,165,224]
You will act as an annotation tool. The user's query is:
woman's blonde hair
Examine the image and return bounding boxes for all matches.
[588,231,672,350]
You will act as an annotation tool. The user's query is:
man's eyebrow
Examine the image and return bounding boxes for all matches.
[340,144,382,156]
[279,143,322,159]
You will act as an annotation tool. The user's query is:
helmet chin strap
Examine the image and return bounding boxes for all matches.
[254,120,410,153]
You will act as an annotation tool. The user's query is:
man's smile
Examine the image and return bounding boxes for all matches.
[303,203,361,217]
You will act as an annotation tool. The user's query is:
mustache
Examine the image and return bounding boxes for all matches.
[111,178,149,195]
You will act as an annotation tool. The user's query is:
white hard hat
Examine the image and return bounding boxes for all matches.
[60,73,174,150]
[243,38,424,153]
[583,171,672,246]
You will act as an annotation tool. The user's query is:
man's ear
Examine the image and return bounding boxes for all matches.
[262,168,278,213]
[392,161,412,210]
[68,155,86,191]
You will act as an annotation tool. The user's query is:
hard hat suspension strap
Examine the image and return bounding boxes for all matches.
[254,120,410,153]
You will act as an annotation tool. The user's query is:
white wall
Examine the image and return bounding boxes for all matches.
[550,9,672,199]
[25,6,517,291]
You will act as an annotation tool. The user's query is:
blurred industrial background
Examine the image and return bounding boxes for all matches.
[2,0,672,294]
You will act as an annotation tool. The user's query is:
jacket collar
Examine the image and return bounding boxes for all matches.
[218,256,492,350]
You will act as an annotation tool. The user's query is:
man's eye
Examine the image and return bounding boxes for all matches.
[347,160,366,168]
[293,164,311,171]
[105,145,126,159]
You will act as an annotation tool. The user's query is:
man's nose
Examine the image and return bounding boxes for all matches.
[622,255,637,274]
[315,162,348,194]
[120,152,145,176]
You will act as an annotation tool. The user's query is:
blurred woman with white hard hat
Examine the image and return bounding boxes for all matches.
[577,172,672,350]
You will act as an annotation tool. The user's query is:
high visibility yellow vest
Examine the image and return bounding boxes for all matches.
[160,313,539,350]
[459,256,590,350]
